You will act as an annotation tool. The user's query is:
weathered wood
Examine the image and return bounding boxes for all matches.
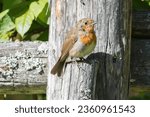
[0,38,149,96]
[131,39,150,86]
[0,42,48,94]
[132,11,150,38]
[48,0,132,100]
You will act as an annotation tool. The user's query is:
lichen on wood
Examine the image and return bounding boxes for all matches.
[0,42,48,94]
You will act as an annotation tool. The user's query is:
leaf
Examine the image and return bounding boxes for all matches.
[29,0,47,19]
[15,0,48,37]
[15,10,34,37]
[0,15,15,41]
[37,2,50,25]
[0,14,15,35]
[36,30,48,41]
[2,0,23,10]
[0,30,15,41]
[8,1,31,18]
[133,0,150,10]
[29,2,43,18]
[0,9,9,20]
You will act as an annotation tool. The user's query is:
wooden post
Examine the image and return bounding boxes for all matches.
[47,0,132,100]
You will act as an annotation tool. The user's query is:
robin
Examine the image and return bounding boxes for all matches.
[51,18,97,76]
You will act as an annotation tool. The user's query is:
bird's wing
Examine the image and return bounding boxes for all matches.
[60,27,78,61]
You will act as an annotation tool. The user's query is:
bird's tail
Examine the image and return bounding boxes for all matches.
[51,58,65,77]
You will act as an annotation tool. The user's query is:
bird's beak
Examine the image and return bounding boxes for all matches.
[92,22,96,25]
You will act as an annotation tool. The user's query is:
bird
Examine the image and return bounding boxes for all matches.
[51,18,97,76]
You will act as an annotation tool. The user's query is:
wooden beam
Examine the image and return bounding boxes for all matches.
[131,39,150,86]
[0,42,48,94]
[132,11,150,38]
[0,38,149,95]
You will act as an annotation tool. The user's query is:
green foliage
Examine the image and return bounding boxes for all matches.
[130,91,150,100]
[15,10,34,37]
[133,0,150,10]
[0,10,15,41]
[0,0,49,41]
[129,86,150,100]
[1,0,150,41]
[37,2,50,26]
[0,9,9,19]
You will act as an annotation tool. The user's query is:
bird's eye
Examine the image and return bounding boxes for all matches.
[85,22,87,25]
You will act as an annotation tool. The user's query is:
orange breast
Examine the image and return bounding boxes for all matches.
[80,32,96,45]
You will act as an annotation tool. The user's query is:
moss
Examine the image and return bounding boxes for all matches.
[129,86,150,100]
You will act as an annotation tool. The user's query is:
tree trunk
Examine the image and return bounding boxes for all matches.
[47,0,132,100]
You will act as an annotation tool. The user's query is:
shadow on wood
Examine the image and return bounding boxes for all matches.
[47,51,129,100]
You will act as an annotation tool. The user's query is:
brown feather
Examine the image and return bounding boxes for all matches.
[50,18,96,77]
[51,27,77,77]
[51,58,66,76]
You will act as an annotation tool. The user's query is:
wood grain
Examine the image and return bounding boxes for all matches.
[47,0,132,100]
[0,38,149,95]
[132,11,150,38]
[131,39,150,86]
[0,42,48,94]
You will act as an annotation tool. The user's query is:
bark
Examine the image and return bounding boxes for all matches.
[47,0,132,100]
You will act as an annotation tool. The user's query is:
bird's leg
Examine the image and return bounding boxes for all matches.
[65,57,86,72]
[65,57,77,66]
[68,57,81,70]
[74,57,87,72]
